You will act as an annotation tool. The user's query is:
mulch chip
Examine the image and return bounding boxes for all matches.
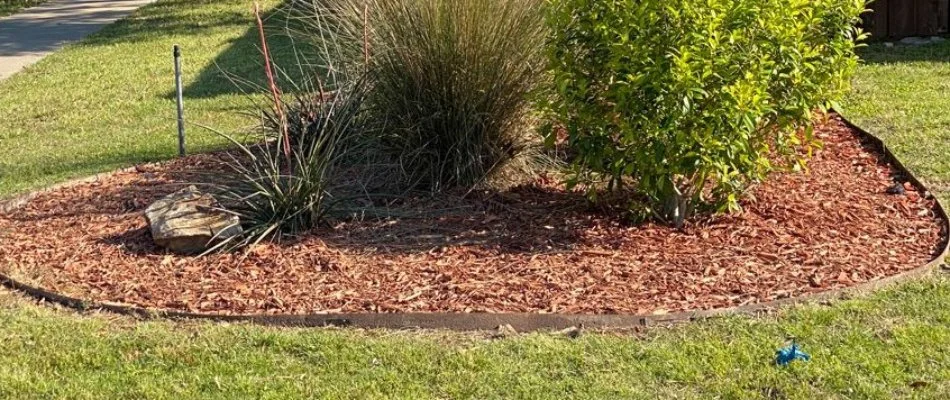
[0,116,945,315]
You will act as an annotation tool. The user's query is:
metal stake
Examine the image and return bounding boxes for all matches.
[173,44,186,157]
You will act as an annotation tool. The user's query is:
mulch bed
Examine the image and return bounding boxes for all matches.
[0,116,945,315]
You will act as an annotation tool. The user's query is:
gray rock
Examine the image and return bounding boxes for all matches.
[883,42,894,48]
[144,186,242,254]
[931,36,946,43]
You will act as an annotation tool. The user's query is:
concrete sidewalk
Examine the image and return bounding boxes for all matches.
[0,0,154,81]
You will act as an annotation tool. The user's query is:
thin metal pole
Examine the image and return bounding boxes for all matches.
[173,44,186,157]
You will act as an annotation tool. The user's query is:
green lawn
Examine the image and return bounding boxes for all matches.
[1,280,949,399]
[0,0,291,196]
[0,0,44,17]
[843,41,950,202]
[1,0,949,398]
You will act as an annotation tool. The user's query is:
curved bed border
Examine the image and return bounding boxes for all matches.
[1,114,947,331]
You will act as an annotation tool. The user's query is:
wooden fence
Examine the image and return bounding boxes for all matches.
[863,0,950,39]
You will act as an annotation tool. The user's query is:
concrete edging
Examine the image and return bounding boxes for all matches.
[0,114,947,331]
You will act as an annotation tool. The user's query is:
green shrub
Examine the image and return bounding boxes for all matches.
[544,0,867,226]
[307,0,549,190]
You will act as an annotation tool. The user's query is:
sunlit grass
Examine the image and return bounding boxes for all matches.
[1,277,949,398]
[0,0,288,196]
[843,40,950,201]
[0,1,948,398]
[0,0,44,17]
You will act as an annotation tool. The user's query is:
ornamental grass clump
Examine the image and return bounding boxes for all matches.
[545,0,867,226]
[302,0,549,191]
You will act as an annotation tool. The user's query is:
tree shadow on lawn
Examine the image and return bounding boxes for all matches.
[176,24,316,99]
[858,40,950,65]
[77,0,252,48]
[176,1,320,100]
[72,0,313,100]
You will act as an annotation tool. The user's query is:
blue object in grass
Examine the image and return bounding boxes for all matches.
[775,341,810,366]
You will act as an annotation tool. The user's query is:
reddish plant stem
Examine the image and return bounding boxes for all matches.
[254,3,292,171]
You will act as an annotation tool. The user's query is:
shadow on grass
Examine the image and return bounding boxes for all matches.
[858,40,950,65]
[178,26,308,98]
[70,0,315,100]
[178,1,319,99]
[78,0,252,47]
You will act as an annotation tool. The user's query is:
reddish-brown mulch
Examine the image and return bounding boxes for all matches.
[0,116,945,315]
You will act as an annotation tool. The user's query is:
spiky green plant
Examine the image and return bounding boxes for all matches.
[206,5,372,251]
[296,0,549,191]
[212,75,369,250]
